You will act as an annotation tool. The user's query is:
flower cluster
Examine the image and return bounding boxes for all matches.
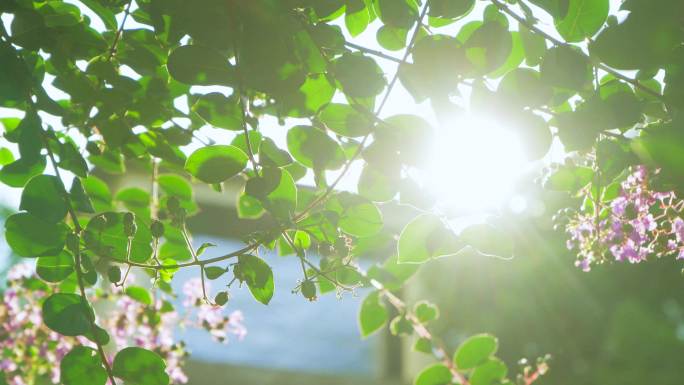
[564,165,684,271]
[0,264,246,385]
[182,278,246,343]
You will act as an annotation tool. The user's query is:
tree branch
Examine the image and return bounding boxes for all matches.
[293,3,430,222]
[41,129,118,385]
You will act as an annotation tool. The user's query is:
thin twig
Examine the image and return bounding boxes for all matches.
[120,243,259,270]
[344,41,404,64]
[108,0,134,60]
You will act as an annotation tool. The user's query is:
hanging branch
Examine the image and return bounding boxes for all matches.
[41,129,118,385]
[228,0,260,176]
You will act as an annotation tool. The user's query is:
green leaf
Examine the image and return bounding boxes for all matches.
[42,293,93,336]
[554,0,609,42]
[333,52,386,98]
[414,363,452,385]
[397,214,461,264]
[359,290,388,338]
[0,147,14,166]
[543,165,594,192]
[112,347,169,385]
[61,346,107,385]
[167,45,233,86]
[429,0,475,19]
[0,157,46,188]
[5,213,67,257]
[77,0,118,29]
[414,301,439,323]
[318,103,370,137]
[125,286,152,305]
[192,92,242,130]
[413,337,433,354]
[540,46,592,91]
[453,334,499,370]
[205,266,226,280]
[470,358,508,385]
[464,21,513,75]
[215,291,229,306]
[286,125,345,170]
[20,175,68,223]
[231,131,262,156]
[375,0,418,29]
[244,167,297,221]
[334,193,383,237]
[237,254,275,305]
[589,3,680,70]
[519,27,546,66]
[345,0,370,37]
[237,193,265,219]
[498,68,553,108]
[58,141,89,178]
[260,138,293,167]
[185,145,248,184]
[115,187,150,216]
[82,175,112,212]
[377,25,408,51]
[83,212,152,263]
[36,250,74,282]
[70,177,95,213]
[459,223,514,258]
[358,163,399,202]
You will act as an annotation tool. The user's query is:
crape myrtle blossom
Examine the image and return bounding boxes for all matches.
[565,165,684,271]
[0,264,246,385]
[182,278,247,343]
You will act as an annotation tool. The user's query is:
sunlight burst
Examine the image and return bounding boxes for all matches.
[424,115,526,212]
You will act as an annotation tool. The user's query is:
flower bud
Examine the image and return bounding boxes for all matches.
[150,219,165,239]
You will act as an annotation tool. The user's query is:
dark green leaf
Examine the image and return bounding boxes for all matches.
[237,254,274,305]
[112,347,169,385]
[42,293,93,336]
[20,175,68,223]
[167,45,233,86]
[36,251,74,282]
[540,46,592,91]
[61,346,107,385]
[205,266,226,280]
[5,213,67,257]
[333,53,386,98]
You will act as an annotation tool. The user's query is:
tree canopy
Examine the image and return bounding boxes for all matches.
[1,0,683,384]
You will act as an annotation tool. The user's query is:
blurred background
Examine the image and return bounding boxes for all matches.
[2,169,684,385]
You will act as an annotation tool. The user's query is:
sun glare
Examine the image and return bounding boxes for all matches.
[424,115,526,213]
